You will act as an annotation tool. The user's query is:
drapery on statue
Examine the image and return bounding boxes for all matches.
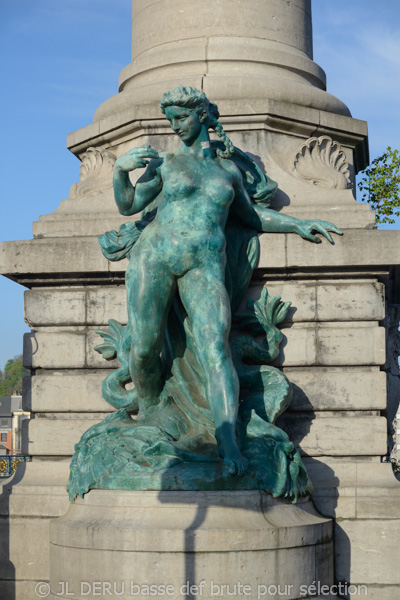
[67,86,342,501]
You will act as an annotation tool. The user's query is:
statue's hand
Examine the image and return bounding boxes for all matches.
[295,220,343,244]
[114,145,159,172]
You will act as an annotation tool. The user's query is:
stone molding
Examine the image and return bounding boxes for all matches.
[292,136,351,190]
[2,230,400,287]
[66,100,368,170]
[68,147,116,199]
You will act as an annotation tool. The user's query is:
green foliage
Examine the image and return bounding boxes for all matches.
[0,356,28,396]
[392,458,400,480]
[358,147,400,224]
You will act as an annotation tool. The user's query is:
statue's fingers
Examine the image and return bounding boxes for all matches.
[136,159,149,168]
[141,144,159,153]
[320,221,343,236]
[132,145,157,155]
[137,149,159,159]
[302,231,322,243]
[312,223,333,244]
[328,224,343,236]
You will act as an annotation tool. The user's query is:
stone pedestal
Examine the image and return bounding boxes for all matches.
[49,490,333,600]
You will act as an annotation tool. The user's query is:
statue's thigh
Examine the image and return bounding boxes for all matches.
[178,268,231,345]
[126,257,176,342]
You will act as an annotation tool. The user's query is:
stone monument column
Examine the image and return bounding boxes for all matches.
[97,0,349,119]
[0,1,399,598]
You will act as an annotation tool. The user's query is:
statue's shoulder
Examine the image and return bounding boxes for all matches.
[218,156,241,179]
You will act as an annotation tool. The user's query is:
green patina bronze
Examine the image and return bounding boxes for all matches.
[67,86,342,502]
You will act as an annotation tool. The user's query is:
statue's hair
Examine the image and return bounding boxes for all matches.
[160,85,234,159]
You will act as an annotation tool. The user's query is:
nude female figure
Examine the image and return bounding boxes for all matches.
[112,86,341,476]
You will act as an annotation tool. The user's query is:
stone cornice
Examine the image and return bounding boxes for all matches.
[1,230,399,288]
[67,100,368,172]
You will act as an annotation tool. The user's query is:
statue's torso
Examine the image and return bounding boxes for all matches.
[135,152,236,275]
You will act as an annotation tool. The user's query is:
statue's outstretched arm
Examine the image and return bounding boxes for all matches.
[230,166,342,243]
[113,145,163,216]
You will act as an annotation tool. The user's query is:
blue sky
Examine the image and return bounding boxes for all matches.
[1,0,400,371]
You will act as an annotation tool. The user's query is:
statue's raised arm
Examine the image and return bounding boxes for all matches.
[113,145,162,216]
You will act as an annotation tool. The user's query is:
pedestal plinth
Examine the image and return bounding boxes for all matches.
[49,490,333,600]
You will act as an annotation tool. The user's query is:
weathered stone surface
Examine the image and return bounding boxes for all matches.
[304,458,358,490]
[26,368,386,414]
[0,237,111,277]
[286,368,386,411]
[2,581,51,600]
[24,288,87,326]
[358,585,400,600]
[28,372,111,412]
[86,286,127,324]
[0,518,51,581]
[50,491,332,600]
[32,213,137,238]
[23,331,87,369]
[247,279,385,322]
[8,486,69,518]
[23,323,385,370]
[0,230,400,286]
[27,414,386,458]
[23,330,119,370]
[304,460,400,520]
[24,280,384,330]
[23,417,104,456]
[335,519,400,585]
[278,415,387,457]
[311,488,357,520]
[4,231,400,285]
[0,460,70,524]
[274,323,385,367]
[25,286,128,326]
[356,486,400,519]
[283,229,400,269]
[316,281,385,321]
[315,323,385,366]
[356,460,397,487]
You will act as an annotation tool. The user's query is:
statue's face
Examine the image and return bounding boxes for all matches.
[164,105,203,145]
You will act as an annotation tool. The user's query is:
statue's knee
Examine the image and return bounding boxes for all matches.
[131,345,157,370]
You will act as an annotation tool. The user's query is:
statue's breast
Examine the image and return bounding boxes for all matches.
[161,156,234,209]
[162,170,197,198]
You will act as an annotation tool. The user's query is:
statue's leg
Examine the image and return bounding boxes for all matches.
[126,252,176,415]
[178,266,248,476]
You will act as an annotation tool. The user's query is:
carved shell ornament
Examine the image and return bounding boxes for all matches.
[69,146,116,199]
[292,136,351,189]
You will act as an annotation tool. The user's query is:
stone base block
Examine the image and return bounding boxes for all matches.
[50,490,333,600]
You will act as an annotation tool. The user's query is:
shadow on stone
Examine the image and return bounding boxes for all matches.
[0,460,28,600]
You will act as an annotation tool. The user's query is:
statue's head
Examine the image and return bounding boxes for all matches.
[160,85,219,126]
[160,86,233,158]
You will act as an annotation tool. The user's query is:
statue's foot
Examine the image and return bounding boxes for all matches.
[218,437,248,476]
[222,453,249,477]
[137,396,160,420]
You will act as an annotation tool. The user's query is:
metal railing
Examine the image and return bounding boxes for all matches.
[0,454,31,478]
